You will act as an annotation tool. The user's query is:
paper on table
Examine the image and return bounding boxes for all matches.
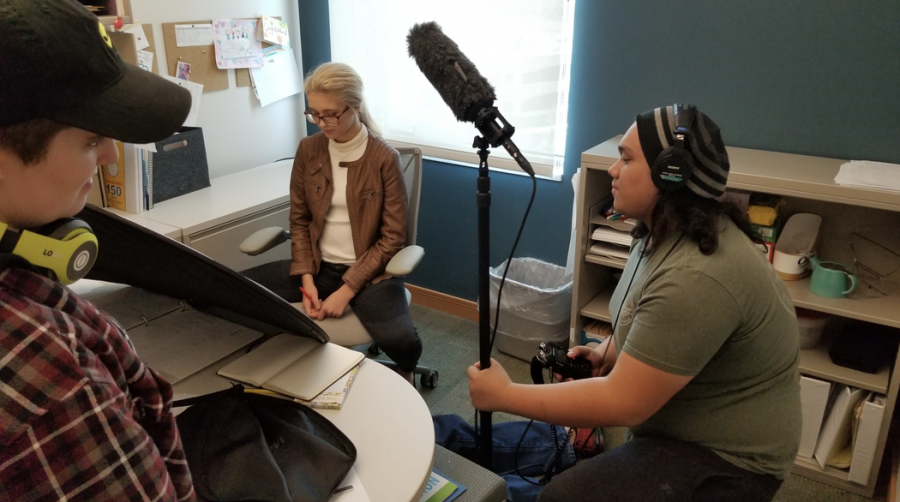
[163,76,203,127]
[835,161,900,192]
[249,48,303,107]
[175,24,214,47]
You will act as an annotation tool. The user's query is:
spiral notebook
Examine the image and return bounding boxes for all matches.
[217,333,364,401]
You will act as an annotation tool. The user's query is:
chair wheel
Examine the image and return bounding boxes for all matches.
[367,344,381,355]
[421,370,439,389]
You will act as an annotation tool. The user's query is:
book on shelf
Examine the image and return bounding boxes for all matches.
[122,142,144,213]
[591,226,633,247]
[217,333,364,401]
[87,166,106,208]
[419,469,466,502]
[102,141,144,213]
[588,241,630,261]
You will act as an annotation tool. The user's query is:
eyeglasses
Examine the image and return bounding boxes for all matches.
[304,106,350,127]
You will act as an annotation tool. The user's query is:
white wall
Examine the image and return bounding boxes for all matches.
[130,0,306,178]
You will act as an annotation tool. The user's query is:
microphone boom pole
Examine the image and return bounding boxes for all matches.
[473,134,493,470]
[408,22,536,470]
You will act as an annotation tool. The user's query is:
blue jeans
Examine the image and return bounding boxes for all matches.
[433,414,575,502]
[434,415,784,502]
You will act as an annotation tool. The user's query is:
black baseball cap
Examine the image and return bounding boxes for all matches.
[0,0,191,143]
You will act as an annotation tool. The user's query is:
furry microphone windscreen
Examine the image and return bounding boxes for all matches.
[407,21,496,123]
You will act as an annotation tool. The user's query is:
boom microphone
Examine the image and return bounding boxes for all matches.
[407,22,534,177]
[406,21,495,122]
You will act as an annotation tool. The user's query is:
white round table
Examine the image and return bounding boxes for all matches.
[174,354,435,502]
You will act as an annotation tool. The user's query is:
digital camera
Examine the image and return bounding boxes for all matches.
[536,342,593,380]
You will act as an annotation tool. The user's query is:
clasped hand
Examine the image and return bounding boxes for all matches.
[301,282,355,320]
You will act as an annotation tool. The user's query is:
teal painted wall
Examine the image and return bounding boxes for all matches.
[299,1,900,301]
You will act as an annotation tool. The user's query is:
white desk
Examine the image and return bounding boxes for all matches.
[104,207,183,242]
[173,354,436,502]
[105,160,294,271]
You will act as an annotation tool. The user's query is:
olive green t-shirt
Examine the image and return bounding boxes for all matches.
[609,219,801,478]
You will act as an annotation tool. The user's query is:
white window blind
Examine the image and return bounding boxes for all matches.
[328,0,575,180]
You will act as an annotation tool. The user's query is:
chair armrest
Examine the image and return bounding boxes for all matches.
[239,226,289,256]
[385,245,424,276]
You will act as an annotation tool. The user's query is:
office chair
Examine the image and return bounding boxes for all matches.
[238,148,439,389]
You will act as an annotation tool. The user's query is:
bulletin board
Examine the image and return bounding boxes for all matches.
[109,25,159,75]
[129,0,307,180]
[162,21,229,93]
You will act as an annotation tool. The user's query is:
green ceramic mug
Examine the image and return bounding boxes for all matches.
[809,258,858,299]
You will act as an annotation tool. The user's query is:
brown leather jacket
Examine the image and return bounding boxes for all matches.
[288,131,407,292]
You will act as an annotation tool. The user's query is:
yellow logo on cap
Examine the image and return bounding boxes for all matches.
[98,22,112,48]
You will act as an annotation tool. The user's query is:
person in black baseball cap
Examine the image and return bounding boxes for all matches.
[0,0,191,141]
[0,1,196,500]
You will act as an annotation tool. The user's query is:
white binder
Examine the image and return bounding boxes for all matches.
[798,376,832,458]
[813,384,866,470]
[848,393,886,484]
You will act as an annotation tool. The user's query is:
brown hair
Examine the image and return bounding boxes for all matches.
[0,119,69,165]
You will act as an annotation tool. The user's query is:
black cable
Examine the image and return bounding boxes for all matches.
[490,174,538,350]
[272,157,294,163]
[512,419,573,486]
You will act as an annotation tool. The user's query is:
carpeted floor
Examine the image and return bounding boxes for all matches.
[370,303,894,502]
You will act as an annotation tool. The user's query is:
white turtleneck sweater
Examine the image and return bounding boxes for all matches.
[319,125,369,264]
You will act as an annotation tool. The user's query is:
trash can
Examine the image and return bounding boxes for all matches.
[488,257,573,362]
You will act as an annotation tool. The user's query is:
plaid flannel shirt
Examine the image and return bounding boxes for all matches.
[0,264,195,501]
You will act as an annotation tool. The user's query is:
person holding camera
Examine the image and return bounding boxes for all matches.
[452,105,801,502]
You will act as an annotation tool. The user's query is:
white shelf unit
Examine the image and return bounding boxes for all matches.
[572,136,900,497]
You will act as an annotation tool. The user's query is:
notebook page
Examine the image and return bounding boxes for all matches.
[217,333,319,387]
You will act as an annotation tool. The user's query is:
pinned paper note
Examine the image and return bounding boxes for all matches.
[164,76,203,127]
[176,61,192,81]
[175,23,214,47]
[122,23,150,50]
[136,50,154,72]
[258,15,290,47]
[249,48,302,107]
[213,19,263,69]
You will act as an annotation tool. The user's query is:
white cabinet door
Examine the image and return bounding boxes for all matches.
[188,203,291,271]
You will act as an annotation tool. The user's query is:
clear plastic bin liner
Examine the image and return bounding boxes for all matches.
[488,257,573,342]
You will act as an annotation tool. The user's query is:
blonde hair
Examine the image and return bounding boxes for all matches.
[304,62,381,136]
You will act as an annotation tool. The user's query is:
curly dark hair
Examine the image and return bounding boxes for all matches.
[631,190,755,255]
[0,119,69,165]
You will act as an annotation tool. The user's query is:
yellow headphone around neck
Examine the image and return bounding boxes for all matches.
[0,219,98,285]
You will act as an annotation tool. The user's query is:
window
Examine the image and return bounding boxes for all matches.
[328,0,575,180]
